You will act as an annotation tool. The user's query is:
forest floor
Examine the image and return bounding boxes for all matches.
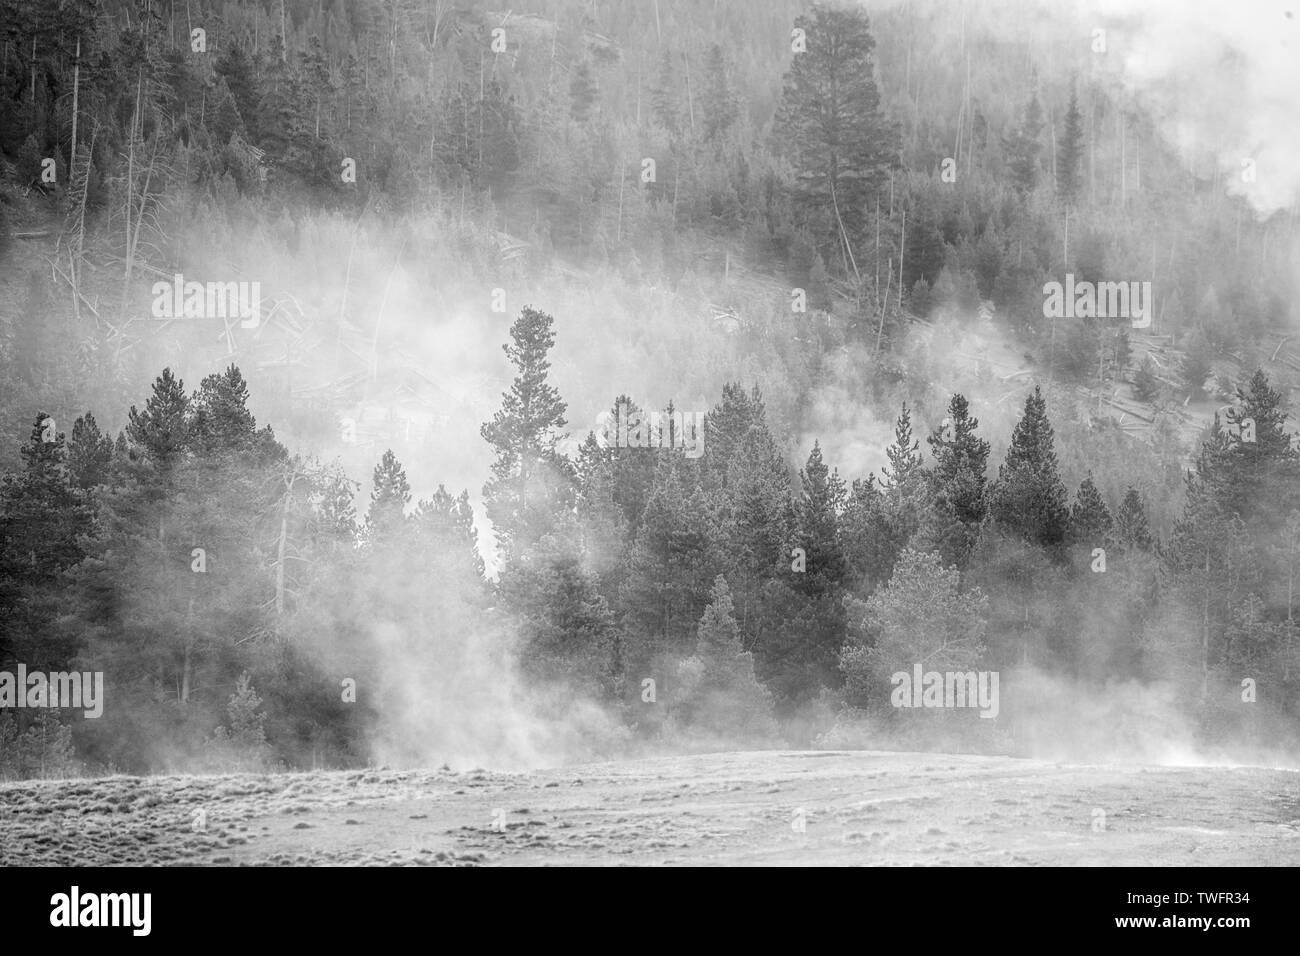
[2,750,1297,866]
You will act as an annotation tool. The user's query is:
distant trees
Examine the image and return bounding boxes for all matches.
[0,415,92,671]
[2,345,1297,774]
[1,0,1297,772]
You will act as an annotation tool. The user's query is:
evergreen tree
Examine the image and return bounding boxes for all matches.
[1132,355,1162,404]
[366,449,411,542]
[792,441,846,594]
[973,225,1003,297]
[503,529,617,697]
[414,485,484,582]
[1070,473,1112,545]
[673,575,777,739]
[926,394,990,527]
[752,442,849,707]
[650,49,679,136]
[1112,487,1154,552]
[215,43,260,135]
[703,384,785,500]
[569,60,597,124]
[190,365,277,459]
[773,2,898,241]
[1056,82,1084,204]
[126,368,190,470]
[903,200,947,290]
[67,412,114,490]
[920,394,990,567]
[989,385,1070,550]
[700,43,738,143]
[480,307,573,559]
[315,465,359,545]
[1004,91,1045,197]
[617,463,715,671]
[882,403,924,489]
[871,403,932,578]
[0,414,91,668]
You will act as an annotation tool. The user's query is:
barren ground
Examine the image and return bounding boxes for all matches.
[1,751,1297,866]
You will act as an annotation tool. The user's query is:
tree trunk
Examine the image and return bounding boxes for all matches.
[1202,546,1211,701]
[70,38,79,181]
[182,597,194,705]
[275,516,287,615]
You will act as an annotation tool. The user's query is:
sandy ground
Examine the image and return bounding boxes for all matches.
[1,751,1297,866]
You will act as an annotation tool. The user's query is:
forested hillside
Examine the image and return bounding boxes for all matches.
[1,0,1298,776]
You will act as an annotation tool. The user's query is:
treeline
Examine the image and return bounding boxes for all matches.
[2,305,1297,776]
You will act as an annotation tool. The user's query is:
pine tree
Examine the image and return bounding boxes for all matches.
[0,415,91,669]
[1132,355,1162,404]
[674,575,776,738]
[793,442,846,594]
[18,709,76,778]
[903,200,947,289]
[840,475,899,592]
[366,449,411,542]
[67,412,113,490]
[1056,82,1084,204]
[190,365,275,458]
[504,530,618,697]
[650,49,679,136]
[617,463,714,670]
[920,394,990,566]
[480,307,573,559]
[973,225,1003,297]
[1230,369,1298,475]
[414,485,484,582]
[753,442,850,706]
[569,60,597,124]
[926,394,990,527]
[700,43,738,143]
[215,43,260,135]
[882,403,923,488]
[126,368,190,469]
[989,385,1070,549]
[773,2,898,241]
[703,383,783,489]
[1113,487,1154,552]
[316,464,358,545]
[1179,331,1215,399]
[1004,91,1045,197]
[1070,472,1112,545]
